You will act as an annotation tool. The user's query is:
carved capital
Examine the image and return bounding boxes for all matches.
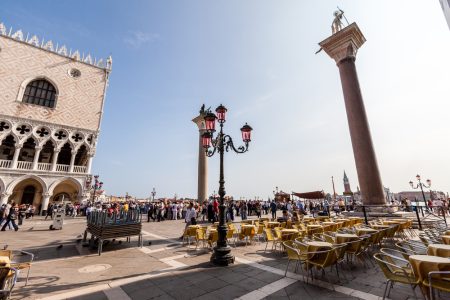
[192,114,206,130]
[319,22,366,64]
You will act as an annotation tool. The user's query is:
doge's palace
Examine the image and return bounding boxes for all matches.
[0,21,111,214]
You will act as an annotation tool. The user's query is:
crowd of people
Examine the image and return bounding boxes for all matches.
[1,195,449,233]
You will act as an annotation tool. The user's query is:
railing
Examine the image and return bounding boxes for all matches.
[73,165,87,173]
[37,162,52,171]
[0,159,12,168]
[16,161,32,170]
[56,164,70,172]
[355,204,448,231]
[0,160,86,174]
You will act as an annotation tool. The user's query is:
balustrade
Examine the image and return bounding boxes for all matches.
[0,159,12,168]
[16,161,32,170]
[56,164,70,172]
[0,159,86,173]
[73,165,87,173]
[37,162,52,171]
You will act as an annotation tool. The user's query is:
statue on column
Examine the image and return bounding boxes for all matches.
[331,8,348,34]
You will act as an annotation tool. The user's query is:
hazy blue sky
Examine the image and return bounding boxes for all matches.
[1,1,449,199]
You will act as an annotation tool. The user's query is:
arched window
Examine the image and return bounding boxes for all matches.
[22,79,57,108]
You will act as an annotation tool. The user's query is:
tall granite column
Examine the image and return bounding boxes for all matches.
[192,114,208,204]
[319,23,385,205]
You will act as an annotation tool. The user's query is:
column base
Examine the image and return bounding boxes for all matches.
[210,245,234,266]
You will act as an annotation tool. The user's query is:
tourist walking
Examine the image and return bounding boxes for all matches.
[1,203,19,231]
[270,200,277,220]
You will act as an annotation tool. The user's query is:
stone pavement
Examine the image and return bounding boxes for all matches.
[0,215,434,300]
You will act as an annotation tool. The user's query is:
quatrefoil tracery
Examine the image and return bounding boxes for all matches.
[16,125,31,135]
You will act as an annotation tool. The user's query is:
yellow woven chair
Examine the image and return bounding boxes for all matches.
[10,250,34,286]
[283,241,305,276]
[425,271,450,300]
[195,228,208,249]
[255,224,265,242]
[226,228,236,247]
[0,266,18,300]
[373,253,419,300]
[264,228,281,252]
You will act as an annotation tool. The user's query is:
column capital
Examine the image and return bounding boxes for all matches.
[35,146,43,151]
[15,145,23,150]
[192,113,206,130]
[319,22,366,64]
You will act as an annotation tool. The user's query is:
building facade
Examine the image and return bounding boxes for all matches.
[0,21,111,214]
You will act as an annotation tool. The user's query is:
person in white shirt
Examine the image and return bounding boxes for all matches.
[180,202,197,239]
[172,203,178,220]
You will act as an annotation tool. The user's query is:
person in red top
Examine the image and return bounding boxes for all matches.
[213,199,219,222]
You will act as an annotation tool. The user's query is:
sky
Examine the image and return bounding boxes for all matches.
[1,1,449,199]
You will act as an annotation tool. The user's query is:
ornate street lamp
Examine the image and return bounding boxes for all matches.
[409,174,431,208]
[201,104,253,266]
[151,188,156,201]
[91,175,103,202]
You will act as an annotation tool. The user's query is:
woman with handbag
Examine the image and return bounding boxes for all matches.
[1,203,19,231]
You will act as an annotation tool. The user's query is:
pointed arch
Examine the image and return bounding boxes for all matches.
[6,174,47,194]
[48,177,83,195]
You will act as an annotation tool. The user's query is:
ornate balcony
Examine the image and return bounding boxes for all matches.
[0,159,88,174]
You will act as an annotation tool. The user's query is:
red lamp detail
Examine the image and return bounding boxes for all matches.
[426,179,431,185]
[416,174,421,180]
[215,104,227,123]
[201,132,212,148]
[204,112,217,132]
[240,123,253,142]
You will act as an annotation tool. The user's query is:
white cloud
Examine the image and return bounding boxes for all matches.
[124,31,159,48]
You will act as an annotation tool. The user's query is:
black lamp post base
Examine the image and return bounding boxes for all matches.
[211,246,234,266]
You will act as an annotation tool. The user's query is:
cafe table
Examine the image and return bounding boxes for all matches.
[427,244,450,258]
[335,233,359,244]
[306,241,333,252]
[356,227,377,236]
[281,229,298,241]
[266,221,280,229]
[370,224,390,229]
[307,224,323,235]
[409,255,450,285]
[241,219,254,225]
[239,224,256,241]
[0,256,10,267]
[441,235,450,245]
[382,220,403,225]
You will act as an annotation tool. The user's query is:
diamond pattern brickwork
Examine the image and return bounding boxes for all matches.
[0,36,108,132]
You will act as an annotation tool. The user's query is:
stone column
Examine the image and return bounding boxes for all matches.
[40,193,51,216]
[86,153,94,174]
[69,150,77,173]
[32,146,42,170]
[319,23,385,205]
[51,149,60,172]
[11,145,22,169]
[0,193,10,205]
[192,114,208,204]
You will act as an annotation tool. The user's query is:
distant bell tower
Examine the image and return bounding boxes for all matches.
[343,171,353,195]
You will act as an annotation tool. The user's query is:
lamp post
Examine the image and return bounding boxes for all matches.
[151,188,156,202]
[91,175,103,202]
[201,104,253,266]
[409,174,431,209]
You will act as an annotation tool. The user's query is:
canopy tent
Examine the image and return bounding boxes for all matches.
[292,191,325,200]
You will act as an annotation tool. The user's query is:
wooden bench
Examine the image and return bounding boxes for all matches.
[83,223,143,255]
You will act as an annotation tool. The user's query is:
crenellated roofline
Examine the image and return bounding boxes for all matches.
[0,21,112,72]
